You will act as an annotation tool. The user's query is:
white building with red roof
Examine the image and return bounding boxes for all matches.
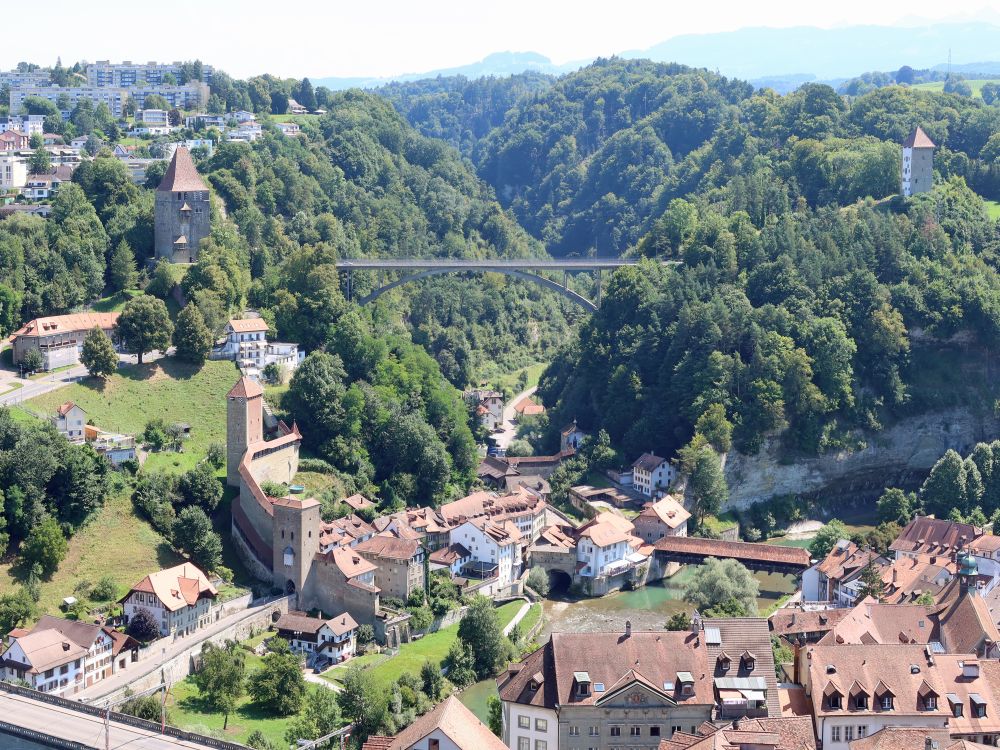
[214,316,303,378]
[121,562,218,638]
[9,311,119,371]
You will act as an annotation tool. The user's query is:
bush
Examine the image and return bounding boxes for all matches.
[206,443,225,469]
[526,567,549,596]
[91,576,118,601]
[127,607,160,641]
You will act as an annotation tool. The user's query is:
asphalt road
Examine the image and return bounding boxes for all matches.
[0,690,219,749]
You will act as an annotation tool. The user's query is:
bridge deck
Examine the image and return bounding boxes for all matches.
[0,690,226,749]
[337,258,669,270]
[653,535,810,571]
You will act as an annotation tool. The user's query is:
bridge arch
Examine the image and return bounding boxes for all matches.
[355,267,599,311]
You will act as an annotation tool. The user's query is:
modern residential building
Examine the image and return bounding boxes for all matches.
[212,317,304,377]
[0,115,45,136]
[86,60,214,87]
[274,610,358,667]
[0,616,137,695]
[120,562,218,638]
[276,122,301,136]
[632,496,690,543]
[0,153,27,191]
[354,534,426,601]
[0,69,51,88]
[21,164,75,200]
[10,83,209,119]
[52,401,87,442]
[9,312,119,371]
[134,109,170,127]
[363,696,509,750]
[901,126,935,197]
[631,453,674,497]
[497,617,779,750]
[154,146,210,263]
[0,130,30,151]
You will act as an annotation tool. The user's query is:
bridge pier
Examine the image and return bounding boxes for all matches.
[596,268,602,306]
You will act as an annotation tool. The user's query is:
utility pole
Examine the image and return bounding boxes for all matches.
[101,680,169,750]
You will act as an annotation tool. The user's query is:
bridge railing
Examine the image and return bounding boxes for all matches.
[0,680,248,750]
[0,719,94,750]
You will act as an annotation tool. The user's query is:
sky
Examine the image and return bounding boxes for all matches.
[3,0,1000,79]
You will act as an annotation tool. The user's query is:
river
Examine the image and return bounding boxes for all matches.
[458,567,797,721]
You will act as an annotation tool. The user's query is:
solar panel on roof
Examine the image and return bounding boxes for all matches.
[705,627,721,644]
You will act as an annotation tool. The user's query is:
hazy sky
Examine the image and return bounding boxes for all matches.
[3,0,999,79]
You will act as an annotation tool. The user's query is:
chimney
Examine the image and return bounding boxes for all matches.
[625,620,632,638]
[926,739,939,750]
[791,613,796,626]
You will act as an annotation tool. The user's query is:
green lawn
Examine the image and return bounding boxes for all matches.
[516,603,542,637]
[322,601,524,688]
[27,358,240,473]
[90,289,144,313]
[0,491,179,614]
[912,78,1000,98]
[985,200,1000,221]
[495,362,548,394]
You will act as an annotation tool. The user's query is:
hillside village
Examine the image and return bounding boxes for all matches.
[2,50,1000,750]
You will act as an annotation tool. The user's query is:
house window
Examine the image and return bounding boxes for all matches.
[650,727,660,737]
[629,727,640,737]
[429,740,439,750]
[880,696,893,710]
[518,716,530,729]
[535,741,546,750]
[535,719,547,732]
[858,726,867,738]
[828,695,842,710]
[924,696,937,710]
[844,727,853,742]
[975,702,988,719]
[830,727,841,743]
[610,727,621,737]
[953,703,964,718]
[569,727,579,737]
[853,695,868,710]
[518,738,529,750]
[670,726,681,737]
[589,726,599,736]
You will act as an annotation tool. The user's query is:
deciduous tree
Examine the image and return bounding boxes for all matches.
[173,304,213,364]
[194,640,246,729]
[81,326,118,379]
[115,295,173,364]
[248,638,305,716]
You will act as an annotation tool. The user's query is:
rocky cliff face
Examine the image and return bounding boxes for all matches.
[723,407,1000,510]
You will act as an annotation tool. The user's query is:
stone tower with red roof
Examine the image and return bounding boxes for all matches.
[901,126,935,197]
[154,146,210,263]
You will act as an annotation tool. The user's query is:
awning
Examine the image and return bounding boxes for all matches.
[741,690,766,702]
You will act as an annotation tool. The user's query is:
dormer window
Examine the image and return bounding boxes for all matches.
[828,694,842,710]
[948,694,963,717]
[717,652,731,672]
[880,695,893,711]
[574,671,591,697]
[971,695,987,718]
[741,650,755,671]
[854,694,868,710]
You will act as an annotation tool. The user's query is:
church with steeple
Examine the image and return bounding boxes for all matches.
[154,146,210,263]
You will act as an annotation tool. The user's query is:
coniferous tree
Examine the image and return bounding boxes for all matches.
[108,239,137,292]
[173,304,213,364]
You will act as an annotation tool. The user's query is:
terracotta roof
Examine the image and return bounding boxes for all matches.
[817,597,935,646]
[439,489,546,527]
[227,375,264,399]
[227,318,269,333]
[632,452,667,472]
[880,556,953,604]
[513,395,544,415]
[276,610,357,637]
[934,580,1000,654]
[890,516,981,557]
[320,514,375,548]
[429,543,471,565]
[343,493,376,511]
[0,616,122,675]
[636,496,691,530]
[11,312,118,340]
[779,685,812,717]
[534,524,576,550]
[327,545,378,580]
[768,607,850,639]
[849,727,953,750]
[805,644,1000,735]
[157,146,208,192]
[355,534,421,561]
[501,619,778,716]
[362,737,394,750]
[813,539,878,580]
[968,535,1000,554]
[387,696,507,750]
[903,126,935,149]
[578,513,634,547]
[478,455,519,481]
[653,536,810,568]
[467,516,521,545]
[56,401,80,417]
[126,562,217,613]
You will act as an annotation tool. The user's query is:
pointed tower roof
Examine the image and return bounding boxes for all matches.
[903,126,935,149]
[157,146,208,192]
[227,375,263,399]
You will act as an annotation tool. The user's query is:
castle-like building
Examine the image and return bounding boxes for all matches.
[226,376,406,644]
[901,125,935,197]
[154,146,210,263]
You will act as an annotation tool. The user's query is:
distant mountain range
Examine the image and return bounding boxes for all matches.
[313,21,1000,92]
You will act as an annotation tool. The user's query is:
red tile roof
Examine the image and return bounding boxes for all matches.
[903,126,935,149]
[653,535,810,567]
[11,312,119,340]
[227,375,264,399]
[157,146,208,192]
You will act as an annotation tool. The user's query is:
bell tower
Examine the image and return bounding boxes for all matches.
[226,376,264,487]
